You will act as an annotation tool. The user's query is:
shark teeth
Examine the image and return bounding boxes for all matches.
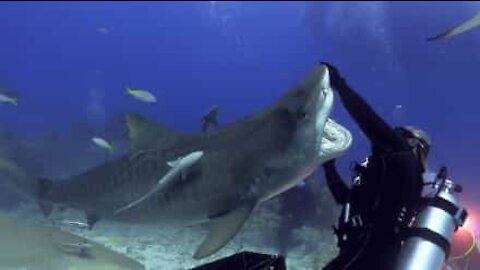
[314,83,334,154]
[319,118,353,158]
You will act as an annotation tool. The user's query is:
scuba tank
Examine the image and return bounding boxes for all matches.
[395,166,468,270]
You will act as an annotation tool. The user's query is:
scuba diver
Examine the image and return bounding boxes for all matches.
[320,62,432,270]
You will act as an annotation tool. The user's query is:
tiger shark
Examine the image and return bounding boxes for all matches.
[0,64,352,259]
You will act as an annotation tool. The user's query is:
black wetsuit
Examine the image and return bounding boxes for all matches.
[322,80,425,270]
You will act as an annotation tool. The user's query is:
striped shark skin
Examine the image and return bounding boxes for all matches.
[0,63,352,259]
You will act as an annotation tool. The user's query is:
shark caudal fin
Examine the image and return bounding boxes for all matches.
[0,157,54,217]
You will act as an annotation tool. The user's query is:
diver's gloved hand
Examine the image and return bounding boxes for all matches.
[320,62,347,90]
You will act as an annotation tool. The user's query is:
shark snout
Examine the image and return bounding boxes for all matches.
[319,65,331,91]
[314,66,334,150]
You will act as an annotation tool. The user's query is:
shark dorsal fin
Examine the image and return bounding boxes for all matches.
[126,113,184,152]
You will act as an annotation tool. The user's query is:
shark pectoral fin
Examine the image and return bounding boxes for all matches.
[126,113,185,152]
[193,202,256,259]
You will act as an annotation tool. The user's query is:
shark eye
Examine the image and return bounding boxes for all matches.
[297,110,308,120]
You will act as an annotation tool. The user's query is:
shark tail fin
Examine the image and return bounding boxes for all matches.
[0,157,55,217]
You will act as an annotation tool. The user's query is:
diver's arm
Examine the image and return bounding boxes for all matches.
[336,82,402,148]
[323,160,349,205]
[322,62,402,148]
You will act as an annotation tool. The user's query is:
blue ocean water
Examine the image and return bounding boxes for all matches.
[0,1,478,268]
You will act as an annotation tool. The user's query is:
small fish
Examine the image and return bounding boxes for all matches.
[58,220,90,229]
[96,27,109,34]
[427,11,480,42]
[0,93,18,106]
[125,87,157,103]
[92,137,115,153]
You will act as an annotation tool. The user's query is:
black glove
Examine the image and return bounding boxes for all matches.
[320,62,347,90]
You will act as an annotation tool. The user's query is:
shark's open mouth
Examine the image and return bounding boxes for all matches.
[320,118,352,159]
[308,65,352,161]
[313,66,335,155]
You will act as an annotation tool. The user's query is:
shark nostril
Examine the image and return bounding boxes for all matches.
[297,110,308,120]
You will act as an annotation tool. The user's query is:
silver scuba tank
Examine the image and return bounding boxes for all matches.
[395,166,468,270]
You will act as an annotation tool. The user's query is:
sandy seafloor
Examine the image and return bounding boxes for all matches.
[6,198,339,270]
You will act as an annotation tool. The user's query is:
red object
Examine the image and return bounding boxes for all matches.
[446,202,480,268]
[450,228,474,257]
